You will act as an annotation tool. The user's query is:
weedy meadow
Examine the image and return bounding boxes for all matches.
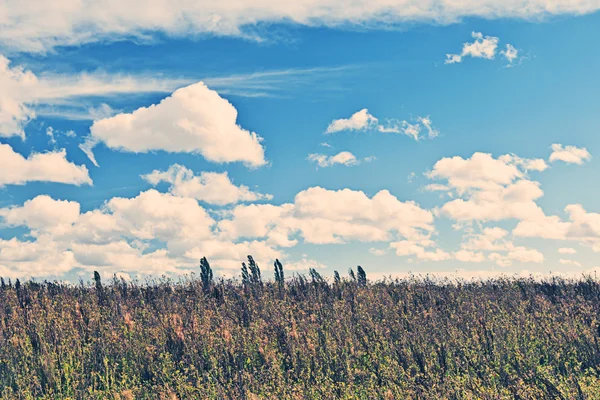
[1,256,600,399]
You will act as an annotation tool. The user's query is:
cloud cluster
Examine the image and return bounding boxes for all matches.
[326,109,438,140]
[2,0,598,53]
[445,32,520,66]
[0,184,435,279]
[0,190,278,278]
[0,142,594,279]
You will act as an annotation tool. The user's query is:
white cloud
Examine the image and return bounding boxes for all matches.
[284,257,328,272]
[391,240,452,261]
[327,108,439,141]
[87,82,267,168]
[501,44,519,64]
[0,143,92,187]
[446,32,500,64]
[142,164,272,206]
[549,144,591,165]
[0,55,36,138]
[514,203,600,252]
[454,250,486,263]
[2,1,597,53]
[307,151,374,168]
[558,247,577,254]
[377,117,439,141]
[489,247,544,267]
[418,116,439,139]
[428,152,549,222]
[560,259,582,267]
[369,247,387,256]
[325,109,378,134]
[219,186,435,246]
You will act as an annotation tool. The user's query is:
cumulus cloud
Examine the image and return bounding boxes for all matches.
[549,144,591,165]
[142,164,272,206]
[0,143,92,187]
[427,152,550,222]
[489,247,544,267]
[87,82,267,168]
[516,205,600,252]
[0,190,283,278]
[325,109,378,134]
[0,184,435,278]
[446,32,520,65]
[307,151,375,168]
[219,187,435,246]
[2,1,597,53]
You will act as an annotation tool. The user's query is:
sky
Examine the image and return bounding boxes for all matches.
[1,0,600,282]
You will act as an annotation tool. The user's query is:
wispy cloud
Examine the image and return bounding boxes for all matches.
[2,0,598,53]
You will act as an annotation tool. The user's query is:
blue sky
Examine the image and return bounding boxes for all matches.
[1,2,600,281]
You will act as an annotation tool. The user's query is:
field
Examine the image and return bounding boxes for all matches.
[1,258,600,399]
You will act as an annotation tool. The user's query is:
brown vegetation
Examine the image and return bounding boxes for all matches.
[1,258,600,399]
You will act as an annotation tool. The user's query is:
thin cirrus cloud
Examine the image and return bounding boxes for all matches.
[142,164,273,206]
[0,54,189,138]
[445,32,520,66]
[325,108,439,140]
[0,143,91,187]
[84,81,267,168]
[1,54,350,140]
[1,0,599,53]
[307,151,375,168]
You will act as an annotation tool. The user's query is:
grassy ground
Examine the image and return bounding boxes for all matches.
[1,264,600,399]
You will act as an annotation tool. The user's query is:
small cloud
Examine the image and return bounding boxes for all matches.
[326,109,439,141]
[319,142,332,148]
[558,247,577,255]
[379,117,439,141]
[308,151,372,168]
[79,137,99,167]
[369,248,387,256]
[501,44,519,65]
[325,109,378,134]
[446,32,519,67]
[549,144,592,165]
[560,259,582,267]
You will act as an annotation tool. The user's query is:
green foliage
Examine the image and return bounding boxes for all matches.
[2,267,600,399]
